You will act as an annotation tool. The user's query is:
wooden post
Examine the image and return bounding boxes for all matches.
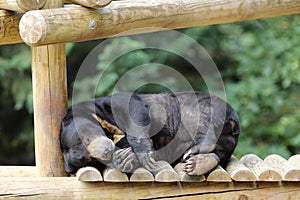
[31,0,67,177]
[0,0,46,12]
[19,0,300,46]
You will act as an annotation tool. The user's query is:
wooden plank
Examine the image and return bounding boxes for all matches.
[103,167,129,182]
[0,166,36,177]
[66,0,111,8]
[154,168,179,182]
[0,10,23,45]
[288,154,300,168]
[76,166,103,182]
[174,163,206,182]
[0,0,46,12]
[241,154,282,181]
[31,0,67,177]
[264,154,300,181]
[0,177,299,199]
[206,165,231,182]
[130,168,154,182]
[19,0,300,46]
[154,161,179,182]
[225,156,256,181]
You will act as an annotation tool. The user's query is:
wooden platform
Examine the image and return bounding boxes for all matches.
[70,154,300,183]
[1,154,300,199]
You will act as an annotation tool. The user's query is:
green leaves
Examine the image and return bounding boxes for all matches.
[214,16,300,158]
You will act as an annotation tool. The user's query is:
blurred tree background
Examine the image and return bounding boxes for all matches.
[0,15,299,165]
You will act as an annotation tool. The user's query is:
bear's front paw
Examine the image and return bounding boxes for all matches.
[112,147,140,173]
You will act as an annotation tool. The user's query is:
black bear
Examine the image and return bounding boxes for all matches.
[60,92,240,175]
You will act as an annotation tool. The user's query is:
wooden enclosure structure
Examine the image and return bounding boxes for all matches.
[0,0,300,199]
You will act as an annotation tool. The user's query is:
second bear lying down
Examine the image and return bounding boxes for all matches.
[60,92,240,175]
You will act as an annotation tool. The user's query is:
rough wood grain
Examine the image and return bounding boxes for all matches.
[225,156,256,181]
[0,166,36,177]
[0,177,299,199]
[19,0,300,46]
[66,0,111,8]
[241,154,282,181]
[103,167,129,182]
[31,0,67,177]
[288,154,300,168]
[76,166,103,182]
[0,0,46,12]
[206,165,231,182]
[264,154,300,181]
[0,10,23,45]
[174,163,206,182]
[130,168,154,182]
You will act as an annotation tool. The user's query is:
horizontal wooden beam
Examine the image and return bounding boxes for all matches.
[0,10,23,45]
[19,0,300,46]
[0,166,36,177]
[66,0,111,8]
[0,177,299,199]
[0,0,46,12]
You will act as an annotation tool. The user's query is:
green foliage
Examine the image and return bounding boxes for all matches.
[0,44,34,164]
[0,15,299,164]
[215,16,300,158]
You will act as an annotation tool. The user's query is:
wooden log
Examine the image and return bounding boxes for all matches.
[19,0,300,46]
[264,154,300,181]
[76,166,103,182]
[241,154,282,182]
[130,168,154,182]
[103,167,129,182]
[206,165,232,182]
[153,161,179,182]
[174,163,206,182]
[225,156,256,182]
[0,166,36,177]
[0,177,300,199]
[31,0,67,177]
[0,10,23,45]
[0,0,46,12]
[288,154,300,168]
[66,0,111,8]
